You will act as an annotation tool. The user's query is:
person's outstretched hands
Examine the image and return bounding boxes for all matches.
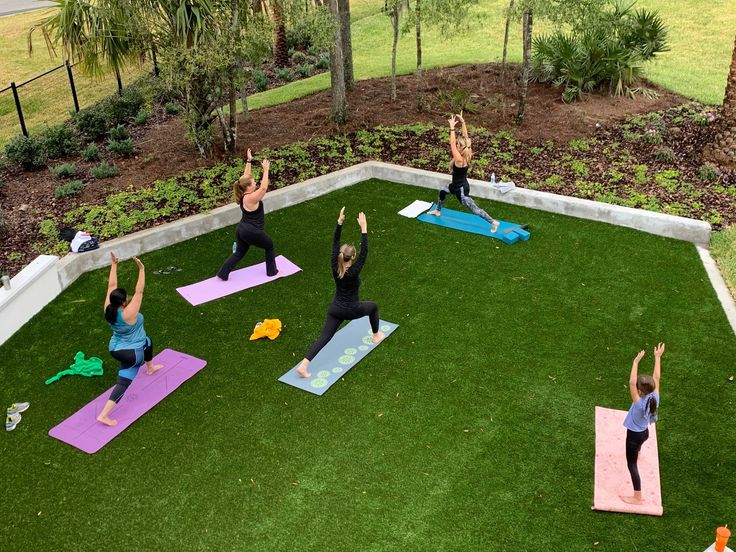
[246,148,253,162]
[338,206,346,224]
[457,110,465,123]
[654,343,665,357]
[110,252,119,265]
[357,212,367,233]
[261,158,270,171]
[448,115,457,129]
[633,350,645,363]
[132,256,145,270]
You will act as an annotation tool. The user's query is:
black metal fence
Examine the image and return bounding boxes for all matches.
[0,59,153,142]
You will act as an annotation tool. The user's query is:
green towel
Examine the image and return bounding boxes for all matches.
[45,352,104,385]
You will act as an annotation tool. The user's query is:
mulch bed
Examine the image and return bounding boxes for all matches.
[1,62,730,276]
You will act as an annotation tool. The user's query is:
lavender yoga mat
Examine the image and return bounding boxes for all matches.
[593,406,663,516]
[48,349,206,454]
[176,255,301,306]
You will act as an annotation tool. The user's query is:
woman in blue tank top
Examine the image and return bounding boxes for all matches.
[621,342,664,505]
[97,253,163,426]
[427,112,500,233]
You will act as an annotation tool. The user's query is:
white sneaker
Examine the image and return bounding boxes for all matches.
[5,413,21,431]
[7,402,30,416]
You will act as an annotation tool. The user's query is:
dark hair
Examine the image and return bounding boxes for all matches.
[105,288,127,324]
[637,375,657,417]
[59,227,77,242]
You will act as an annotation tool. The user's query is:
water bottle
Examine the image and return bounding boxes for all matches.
[1,275,10,290]
[490,173,496,186]
[232,241,237,254]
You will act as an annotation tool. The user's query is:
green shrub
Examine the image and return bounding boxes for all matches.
[133,109,149,125]
[105,87,145,126]
[73,108,108,140]
[290,50,308,65]
[109,124,130,141]
[3,134,48,169]
[42,124,78,158]
[54,179,84,198]
[532,7,668,101]
[295,63,314,78]
[655,147,676,163]
[81,143,100,162]
[164,102,182,115]
[107,138,134,157]
[315,55,329,70]
[90,161,120,179]
[697,164,719,182]
[252,70,268,92]
[50,162,76,179]
[275,67,293,82]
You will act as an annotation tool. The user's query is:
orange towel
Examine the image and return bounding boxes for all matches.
[250,319,282,341]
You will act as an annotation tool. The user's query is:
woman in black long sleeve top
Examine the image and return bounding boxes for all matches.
[296,208,385,378]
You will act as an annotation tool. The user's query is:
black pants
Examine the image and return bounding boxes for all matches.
[108,338,154,403]
[625,428,649,491]
[217,222,277,280]
[305,302,380,361]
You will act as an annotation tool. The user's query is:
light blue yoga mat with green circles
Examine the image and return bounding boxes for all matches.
[279,317,398,395]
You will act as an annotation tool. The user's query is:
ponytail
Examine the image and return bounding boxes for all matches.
[337,244,356,279]
[234,175,255,205]
[648,395,658,417]
[105,288,127,324]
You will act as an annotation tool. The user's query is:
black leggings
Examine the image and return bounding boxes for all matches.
[305,302,380,361]
[108,339,154,403]
[625,428,649,492]
[218,222,277,280]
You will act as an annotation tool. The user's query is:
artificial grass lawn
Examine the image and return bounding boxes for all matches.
[1,180,735,550]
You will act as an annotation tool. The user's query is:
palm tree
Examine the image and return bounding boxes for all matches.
[704,34,736,169]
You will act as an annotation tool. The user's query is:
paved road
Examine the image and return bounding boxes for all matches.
[0,0,55,16]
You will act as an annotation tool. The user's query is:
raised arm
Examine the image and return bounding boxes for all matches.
[122,257,145,323]
[332,207,345,270]
[457,110,469,139]
[350,212,369,274]
[448,116,465,166]
[628,350,645,403]
[653,342,664,393]
[103,252,119,312]
[246,159,270,206]
[243,149,252,178]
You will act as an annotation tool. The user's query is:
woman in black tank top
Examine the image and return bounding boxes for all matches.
[427,112,500,233]
[217,151,278,280]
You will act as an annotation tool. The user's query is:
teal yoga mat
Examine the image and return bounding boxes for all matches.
[279,317,398,396]
[416,204,530,245]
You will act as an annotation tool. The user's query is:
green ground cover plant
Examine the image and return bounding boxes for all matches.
[0,181,734,550]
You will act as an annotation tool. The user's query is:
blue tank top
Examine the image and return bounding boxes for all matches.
[109,310,147,351]
[623,392,659,432]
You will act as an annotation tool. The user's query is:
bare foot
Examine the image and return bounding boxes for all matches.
[296,360,311,379]
[428,209,441,216]
[97,415,118,427]
[146,364,164,375]
[372,331,385,344]
[619,495,643,505]
[491,221,500,234]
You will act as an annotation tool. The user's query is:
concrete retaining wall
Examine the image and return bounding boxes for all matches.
[1,161,729,346]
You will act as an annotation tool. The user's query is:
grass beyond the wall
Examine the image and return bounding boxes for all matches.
[712,226,736,295]
[1,180,734,551]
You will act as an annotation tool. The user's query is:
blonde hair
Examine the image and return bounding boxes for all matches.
[450,135,472,171]
[337,243,356,279]
[234,175,256,205]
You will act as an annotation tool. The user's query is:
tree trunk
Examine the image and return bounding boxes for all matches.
[273,0,289,67]
[390,5,399,101]
[225,0,239,151]
[704,34,736,169]
[338,0,354,90]
[515,8,532,126]
[415,0,423,110]
[329,0,348,123]
[501,0,514,82]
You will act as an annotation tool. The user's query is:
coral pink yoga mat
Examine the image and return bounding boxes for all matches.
[48,349,206,454]
[593,406,663,516]
[176,255,301,306]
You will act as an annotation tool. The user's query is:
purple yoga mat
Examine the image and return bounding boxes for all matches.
[176,255,302,306]
[48,349,206,454]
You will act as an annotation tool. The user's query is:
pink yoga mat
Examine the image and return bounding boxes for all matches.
[49,349,206,454]
[176,255,301,306]
[593,406,663,516]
